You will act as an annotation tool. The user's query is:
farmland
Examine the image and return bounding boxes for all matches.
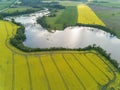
[37,4,106,30]
[0,20,120,90]
[77,4,105,26]
[88,0,120,8]
[37,6,78,30]
[89,4,120,38]
[2,7,40,14]
[35,0,120,38]
[0,0,120,90]
[56,6,77,28]
[0,0,16,11]
[1,0,120,37]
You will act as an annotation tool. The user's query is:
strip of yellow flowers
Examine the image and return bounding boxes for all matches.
[77,4,105,26]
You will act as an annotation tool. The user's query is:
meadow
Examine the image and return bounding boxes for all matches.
[59,1,83,6]
[43,6,77,30]
[0,20,120,90]
[89,4,120,38]
[2,7,39,14]
[0,0,15,11]
[88,0,120,8]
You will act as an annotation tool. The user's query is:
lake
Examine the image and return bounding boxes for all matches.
[7,10,120,64]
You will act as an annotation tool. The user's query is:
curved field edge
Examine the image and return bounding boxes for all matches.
[0,20,120,89]
[7,20,120,70]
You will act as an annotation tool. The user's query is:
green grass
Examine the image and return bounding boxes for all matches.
[45,9,64,30]
[44,6,77,30]
[2,7,39,14]
[59,1,83,6]
[88,0,120,8]
[56,6,77,25]
[89,4,120,38]
[101,3,120,8]
[0,0,16,10]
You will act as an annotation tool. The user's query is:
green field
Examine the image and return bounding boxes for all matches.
[89,4,120,38]
[87,0,120,38]
[0,20,120,90]
[43,6,77,30]
[0,0,42,16]
[2,0,120,38]
[56,6,77,25]
[44,9,64,30]
[0,0,16,11]
[88,0,120,8]
[59,1,83,6]
[37,1,120,38]
[2,7,39,14]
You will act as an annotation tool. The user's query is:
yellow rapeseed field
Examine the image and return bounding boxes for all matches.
[75,54,109,85]
[86,53,114,80]
[63,54,98,89]
[27,56,48,90]
[14,54,30,90]
[52,54,84,90]
[77,4,105,26]
[0,21,16,90]
[0,20,119,90]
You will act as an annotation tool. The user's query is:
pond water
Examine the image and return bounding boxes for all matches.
[7,10,120,63]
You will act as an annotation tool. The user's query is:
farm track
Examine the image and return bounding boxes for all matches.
[50,55,69,90]
[72,54,100,86]
[39,57,51,90]
[0,21,117,90]
[84,54,112,80]
[25,56,33,90]
[62,54,86,90]
[84,54,111,81]
[12,53,15,90]
[93,54,117,89]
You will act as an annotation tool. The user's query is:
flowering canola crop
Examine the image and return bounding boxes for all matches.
[0,20,119,90]
[77,4,105,26]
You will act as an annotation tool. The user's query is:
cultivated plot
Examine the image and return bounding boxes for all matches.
[0,20,119,90]
[77,4,105,26]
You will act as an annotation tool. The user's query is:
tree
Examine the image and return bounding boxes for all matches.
[21,0,40,4]
[0,15,3,20]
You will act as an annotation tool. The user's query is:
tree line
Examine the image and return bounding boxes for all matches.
[9,21,120,71]
[76,23,117,37]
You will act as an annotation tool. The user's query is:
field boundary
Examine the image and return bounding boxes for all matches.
[39,57,51,90]
[50,55,69,90]
[62,54,86,90]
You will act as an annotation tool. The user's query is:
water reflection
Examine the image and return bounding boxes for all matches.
[7,10,120,63]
